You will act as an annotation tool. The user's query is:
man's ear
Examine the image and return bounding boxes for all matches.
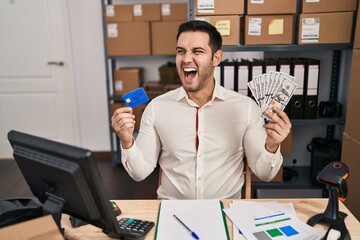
[212,50,223,66]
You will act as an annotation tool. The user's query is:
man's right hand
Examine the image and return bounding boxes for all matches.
[111,107,135,149]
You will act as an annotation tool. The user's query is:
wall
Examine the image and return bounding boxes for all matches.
[66,0,110,151]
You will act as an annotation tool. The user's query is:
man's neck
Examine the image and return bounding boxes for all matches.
[187,79,215,107]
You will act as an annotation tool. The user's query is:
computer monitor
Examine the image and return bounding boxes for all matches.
[7,130,122,238]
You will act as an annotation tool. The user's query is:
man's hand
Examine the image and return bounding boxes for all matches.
[111,107,136,149]
[263,107,292,153]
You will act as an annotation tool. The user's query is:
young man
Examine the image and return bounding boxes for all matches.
[111,20,291,199]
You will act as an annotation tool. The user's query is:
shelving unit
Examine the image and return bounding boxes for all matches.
[187,0,354,197]
[102,0,354,168]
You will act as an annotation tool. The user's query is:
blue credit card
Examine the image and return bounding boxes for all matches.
[122,87,150,108]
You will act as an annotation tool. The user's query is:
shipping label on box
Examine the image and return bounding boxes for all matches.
[248,18,262,36]
[300,18,320,43]
[197,0,215,14]
[107,23,118,38]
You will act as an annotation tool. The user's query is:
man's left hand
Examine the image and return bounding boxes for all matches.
[263,107,292,153]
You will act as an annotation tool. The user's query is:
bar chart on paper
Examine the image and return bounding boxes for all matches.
[224,201,325,240]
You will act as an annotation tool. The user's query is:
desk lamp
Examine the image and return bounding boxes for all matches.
[307,161,350,240]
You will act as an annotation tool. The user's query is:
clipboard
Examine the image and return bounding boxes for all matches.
[154,199,230,240]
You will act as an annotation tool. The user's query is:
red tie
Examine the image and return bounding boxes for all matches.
[195,107,199,152]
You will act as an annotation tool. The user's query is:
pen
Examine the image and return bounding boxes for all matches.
[173,214,200,240]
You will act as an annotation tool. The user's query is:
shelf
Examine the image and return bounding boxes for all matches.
[105,44,353,58]
[291,117,346,126]
[108,55,175,60]
[221,44,353,52]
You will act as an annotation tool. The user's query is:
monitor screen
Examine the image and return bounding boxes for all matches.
[7,130,122,238]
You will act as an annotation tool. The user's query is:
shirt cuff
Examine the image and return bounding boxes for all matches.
[263,145,282,167]
[121,141,138,169]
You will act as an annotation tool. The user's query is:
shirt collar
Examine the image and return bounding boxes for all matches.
[175,79,226,104]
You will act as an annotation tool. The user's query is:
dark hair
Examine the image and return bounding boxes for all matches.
[176,20,222,55]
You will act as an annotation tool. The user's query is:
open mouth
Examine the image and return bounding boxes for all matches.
[183,67,197,81]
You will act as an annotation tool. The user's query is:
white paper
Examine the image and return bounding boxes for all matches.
[224,201,325,240]
[155,199,228,240]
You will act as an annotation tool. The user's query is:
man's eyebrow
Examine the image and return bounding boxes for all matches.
[176,46,205,51]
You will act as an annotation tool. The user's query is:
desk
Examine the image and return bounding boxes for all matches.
[62,199,360,240]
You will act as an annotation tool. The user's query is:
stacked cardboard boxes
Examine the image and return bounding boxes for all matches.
[194,0,244,45]
[105,3,187,56]
[342,3,360,220]
[298,0,356,44]
[151,3,187,55]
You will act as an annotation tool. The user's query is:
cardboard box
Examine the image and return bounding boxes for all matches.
[298,12,354,44]
[345,49,360,140]
[133,3,161,22]
[353,4,360,49]
[106,22,150,56]
[161,3,187,21]
[245,15,294,45]
[114,68,143,96]
[194,0,244,15]
[196,15,243,45]
[0,215,64,240]
[247,0,297,15]
[301,0,357,13]
[112,103,146,131]
[151,21,182,55]
[280,129,292,155]
[105,4,133,22]
[142,82,166,100]
[342,132,360,220]
[158,63,181,85]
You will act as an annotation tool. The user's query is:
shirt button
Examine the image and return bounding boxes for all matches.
[198,177,202,181]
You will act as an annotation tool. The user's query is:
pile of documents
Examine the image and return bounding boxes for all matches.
[224,201,325,240]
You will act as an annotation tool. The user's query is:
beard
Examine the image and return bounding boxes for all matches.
[181,61,214,93]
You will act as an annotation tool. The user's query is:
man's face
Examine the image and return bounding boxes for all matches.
[175,31,219,92]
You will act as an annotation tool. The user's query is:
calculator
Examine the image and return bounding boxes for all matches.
[117,217,154,239]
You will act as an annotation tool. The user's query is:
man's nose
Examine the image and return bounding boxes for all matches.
[183,50,193,62]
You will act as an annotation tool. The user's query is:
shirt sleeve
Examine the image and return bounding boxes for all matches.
[243,100,283,182]
[121,101,160,181]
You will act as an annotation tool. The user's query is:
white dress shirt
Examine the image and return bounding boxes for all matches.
[121,80,283,199]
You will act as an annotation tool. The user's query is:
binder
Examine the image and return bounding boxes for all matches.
[214,63,222,86]
[264,58,277,73]
[278,58,291,75]
[219,59,236,91]
[249,59,264,100]
[250,59,264,80]
[304,58,320,119]
[278,58,292,115]
[154,199,230,240]
[289,58,306,119]
[237,59,250,95]
[223,60,236,91]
